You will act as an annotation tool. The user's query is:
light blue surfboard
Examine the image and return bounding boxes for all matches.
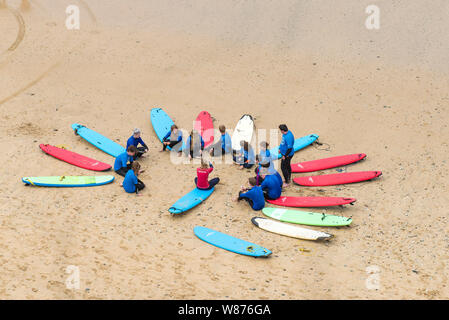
[72,124,125,157]
[169,187,214,214]
[270,134,319,159]
[150,108,175,150]
[194,226,272,257]
[22,175,115,187]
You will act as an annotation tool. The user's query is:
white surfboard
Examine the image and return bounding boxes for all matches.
[251,217,333,241]
[231,114,254,151]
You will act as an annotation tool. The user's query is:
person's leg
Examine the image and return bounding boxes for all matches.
[238,195,254,208]
[115,167,129,177]
[136,180,145,192]
[207,177,220,189]
[243,163,254,169]
[281,158,288,183]
[285,156,292,183]
[134,147,146,159]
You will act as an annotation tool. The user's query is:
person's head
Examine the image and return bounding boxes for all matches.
[279,124,288,133]
[171,124,178,133]
[133,128,141,139]
[131,161,141,175]
[127,145,137,156]
[248,177,257,187]
[200,158,208,169]
[260,141,269,150]
[259,166,269,178]
[219,125,226,134]
[240,141,249,151]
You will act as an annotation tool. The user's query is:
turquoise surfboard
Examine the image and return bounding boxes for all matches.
[150,108,175,150]
[270,134,319,159]
[194,226,272,257]
[22,175,115,187]
[72,124,125,157]
[169,187,214,214]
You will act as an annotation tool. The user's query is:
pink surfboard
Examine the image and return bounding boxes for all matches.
[291,153,366,173]
[194,111,214,148]
[267,196,356,207]
[40,144,111,171]
[293,171,382,186]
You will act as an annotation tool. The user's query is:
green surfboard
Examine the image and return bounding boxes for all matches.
[22,175,114,187]
[262,207,352,227]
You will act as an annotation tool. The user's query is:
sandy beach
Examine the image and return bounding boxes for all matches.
[1,0,448,299]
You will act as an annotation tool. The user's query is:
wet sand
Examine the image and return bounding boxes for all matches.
[0,0,448,299]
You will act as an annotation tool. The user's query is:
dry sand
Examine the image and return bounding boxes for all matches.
[0,0,448,299]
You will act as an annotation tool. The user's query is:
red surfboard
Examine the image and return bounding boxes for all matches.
[267,196,356,207]
[294,171,382,186]
[40,144,111,171]
[194,111,214,148]
[291,153,366,173]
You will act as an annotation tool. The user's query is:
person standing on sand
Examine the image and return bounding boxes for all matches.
[114,145,136,177]
[126,128,149,159]
[121,162,145,196]
[278,124,294,187]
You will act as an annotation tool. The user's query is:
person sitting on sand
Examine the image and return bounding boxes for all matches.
[184,130,204,159]
[233,141,255,169]
[236,177,265,211]
[114,145,136,177]
[161,124,182,153]
[278,124,295,187]
[194,158,220,190]
[122,162,145,196]
[127,128,149,159]
[208,125,232,157]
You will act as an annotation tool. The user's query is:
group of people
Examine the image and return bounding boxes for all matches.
[113,122,296,211]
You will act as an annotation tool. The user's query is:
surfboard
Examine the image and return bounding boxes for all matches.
[22,175,115,187]
[194,111,214,148]
[262,207,352,227]
[293,171,382,186]
[291,153,366,173]
[270,134,319,160]
[39,144,111,171]
[150,108,175,149]
[72,124,125,157]
[194,226,271,257]
[251,217,333,241]
[231,114,254,151]
[169,187,215,214]
[267,196,356,207]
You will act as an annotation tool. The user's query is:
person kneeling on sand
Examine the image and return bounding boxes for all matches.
[195,158,220,190]
[236,177,265,211]
[122,162,145,196]
[259,169,282,200]
[208,125,232,157]
[127,128,149,159]
[233,141,255,169]
[184,130,204,159]
[114,145,136,177]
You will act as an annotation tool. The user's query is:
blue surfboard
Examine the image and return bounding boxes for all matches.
[72,124,125,157]
[169,187,214,214]
[150,108,175,150]
[270,134,319,159]
[194,226,272,257]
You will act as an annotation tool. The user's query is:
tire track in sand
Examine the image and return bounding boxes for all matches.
[0,1,26,54]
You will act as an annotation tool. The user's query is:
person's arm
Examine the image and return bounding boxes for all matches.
[163,131,171,141]
[178,131,183,142]
[139,138,149,150]
[133,174,140,194]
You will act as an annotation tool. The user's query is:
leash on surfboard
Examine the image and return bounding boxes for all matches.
[313,139,331,151]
